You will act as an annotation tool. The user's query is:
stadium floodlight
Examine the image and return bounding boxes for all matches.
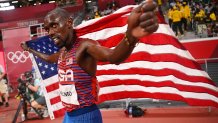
[0,2,10,7]
[0,6,15,11]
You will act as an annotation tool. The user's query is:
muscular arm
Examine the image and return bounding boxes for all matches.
[80,37,137,65]
[28,48,60,63]
[21,42,60,63]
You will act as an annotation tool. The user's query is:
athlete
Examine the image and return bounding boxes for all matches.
[21,1,158,122]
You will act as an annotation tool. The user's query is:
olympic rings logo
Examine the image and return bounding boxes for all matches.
[7,51,30,64]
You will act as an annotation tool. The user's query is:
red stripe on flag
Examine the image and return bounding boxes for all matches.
[98,52,203,70]
[46,82,59,93]
[53,108,66,118]
[98,91,218,107]
[50,96,61,105]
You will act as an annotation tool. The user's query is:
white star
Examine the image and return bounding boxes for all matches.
[42,71,46,75]
[39,62,42,66]
[50,67,54,71]
[44,65,48,68]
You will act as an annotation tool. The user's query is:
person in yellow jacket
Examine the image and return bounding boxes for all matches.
[167,6,173,28]
[194,8,205,23]
[180,2,191,31]
[209,8,217,35]
[94,11,101,19]
[157,0,162,6]
[171,6,184,37]
[176,1,182,9]
[209,10,216,21]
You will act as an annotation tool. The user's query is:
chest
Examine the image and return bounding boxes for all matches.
[58,49,76,81]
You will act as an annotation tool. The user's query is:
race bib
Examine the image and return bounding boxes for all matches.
[59,82,79,105]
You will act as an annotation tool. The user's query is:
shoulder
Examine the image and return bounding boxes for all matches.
[78,38,100,48]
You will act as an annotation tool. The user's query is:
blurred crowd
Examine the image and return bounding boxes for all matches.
[165,0,218,38]
[80,0,218,39]
[82,1,119,21]
[15,0,76,8]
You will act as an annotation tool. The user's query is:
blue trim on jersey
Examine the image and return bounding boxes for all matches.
[66,104,98,116]
[63,104,102,123]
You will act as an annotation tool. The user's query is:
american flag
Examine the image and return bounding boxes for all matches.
[27,5,218,120]
[26,37,59,80]
[26,36,65,119]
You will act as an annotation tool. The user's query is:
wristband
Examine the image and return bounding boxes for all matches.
[123,33,139,48]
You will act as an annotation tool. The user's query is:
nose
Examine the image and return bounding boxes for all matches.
[48,28,55,37]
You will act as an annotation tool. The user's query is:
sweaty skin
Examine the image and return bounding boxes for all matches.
[21,1,159,76]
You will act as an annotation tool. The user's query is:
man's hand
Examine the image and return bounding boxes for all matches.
[127,0,159,39]
[20,42,29,51]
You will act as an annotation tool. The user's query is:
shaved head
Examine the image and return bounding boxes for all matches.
[45,7,72,21]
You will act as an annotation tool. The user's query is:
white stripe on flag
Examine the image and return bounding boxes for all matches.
[97,74,217,91]
[46,89,60,99]
[97,61,210,78]
[42,74,58,87]
[99,85,218,102]
[79,24,175,40]
[127,43,194,60]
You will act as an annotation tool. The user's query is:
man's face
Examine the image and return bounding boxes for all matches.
[44,13,72,48]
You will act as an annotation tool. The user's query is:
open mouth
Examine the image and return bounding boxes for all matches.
[52,37,59,45]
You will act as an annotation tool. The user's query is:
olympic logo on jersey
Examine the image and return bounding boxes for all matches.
[7,51,30,63]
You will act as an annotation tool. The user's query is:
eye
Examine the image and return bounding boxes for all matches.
[44,28,49,32]
[51,24,58,28]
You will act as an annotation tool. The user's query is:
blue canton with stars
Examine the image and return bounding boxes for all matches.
[26,36,60,80]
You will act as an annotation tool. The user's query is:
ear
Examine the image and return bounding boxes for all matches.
[66,17,73,28]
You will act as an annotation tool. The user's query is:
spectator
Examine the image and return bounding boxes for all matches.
[0,72,9,107]
[171,5,184,37]
[180,1,191,31]
[25,71,48,117]
[194,6,206,23]
[94,11,101,19]
[167,6,173,28]
[209,8,217,21]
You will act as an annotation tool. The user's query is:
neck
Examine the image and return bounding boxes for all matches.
[65,31,76,51]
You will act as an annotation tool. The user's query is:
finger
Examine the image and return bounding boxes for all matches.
[143,23,159,33]
[141,1,157,13]
[139,17,158,28]
[139,11,155,22]
[133,0,156,13]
